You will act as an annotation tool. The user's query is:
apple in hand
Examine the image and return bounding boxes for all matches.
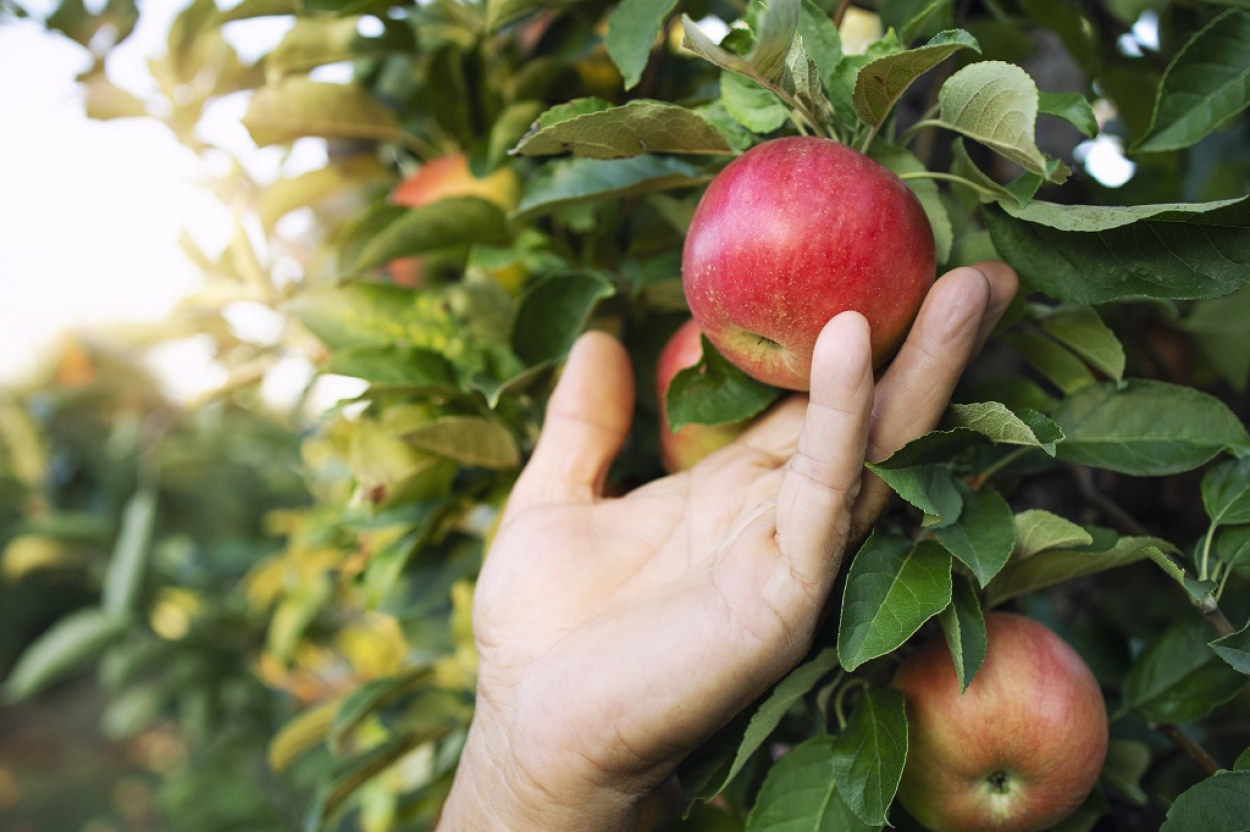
[656,320,746,472]
[682,136,935,390]
[892,612,1108,832]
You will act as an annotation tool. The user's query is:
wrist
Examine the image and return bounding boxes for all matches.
[439,714,641,832]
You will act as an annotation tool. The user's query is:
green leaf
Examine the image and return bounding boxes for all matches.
[1211,622,1250,675]
[606,0,681,90]
[514,100,733,158]
[1204,457,1250,527]
[1121,617,1247,724]
[864,464,964,526]
[888,0,955,43]
[783,33,835,131]
[1013,509,1093,558]
[1038,91,1098,138]
[985,196,1250,304]
[797,0,842,81]
[267,17,387,77]
[934,484,1016,586]
[1160,770,1250,832]
[512,271,616,366]
[713,648,840,796]
[1150,549,1219,605]
[329,668,434,752]
[681,0,800,84]
[352,197,510,271]
[321,345,459,391]
[243,78,406,147]
[746,737,878,832]
[4,608,130,702]
[485,0,576,32]
[938,573,987,691]
[1182,283,1250,391]
[1217,524,1250,569]
[1035,305,1126,382]
[869,142,952,264]
[985,535,1168,607]
[721,72,791,133]
[1238,747,1250,771]
[1135,10,1250,153]
[948,400,1064,455]
[934,61,1058,180]
[307,728,452,830]
[828,33,903,124]
[289,284,481,374]
[838,534,953,671]
[101,487,158,616]
[514,155,706,220]
[852,30,979,130]
[403,417,520,470]
[1001,331,1096,394]
[830,689,908,827]
[666,336,781,431]
[748,0,803,83]
[1103,739,1152,806]
[1054,380,1250,476]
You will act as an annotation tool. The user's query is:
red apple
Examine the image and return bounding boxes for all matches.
[892,612,1108,832]
[682,136,935,390]
[390,153,520,211]
[656,320,746,472]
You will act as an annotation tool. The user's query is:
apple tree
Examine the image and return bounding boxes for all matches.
[5,0,1250,829]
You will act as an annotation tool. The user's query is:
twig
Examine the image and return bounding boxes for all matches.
[1072,467,1238,639]
[1157,724,1222,777]
[1070,467,1152,538]
[833,0,853,28]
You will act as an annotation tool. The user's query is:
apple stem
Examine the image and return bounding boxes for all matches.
[969,447,1031,488]
[830,678,871,732]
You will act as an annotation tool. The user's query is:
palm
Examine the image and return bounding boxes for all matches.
[476,440,834,780]
[466,262,1017,805]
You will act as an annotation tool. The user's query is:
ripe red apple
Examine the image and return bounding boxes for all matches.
[656,320,746,472]
[682,136,935,390]
[892,612,1108,832]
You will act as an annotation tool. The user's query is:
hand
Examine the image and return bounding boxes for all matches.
[438,262,1018,831]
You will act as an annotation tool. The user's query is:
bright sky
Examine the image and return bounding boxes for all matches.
[0,3,1149,402]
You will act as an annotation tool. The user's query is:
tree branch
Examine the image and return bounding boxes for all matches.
[1158,723,1223,777]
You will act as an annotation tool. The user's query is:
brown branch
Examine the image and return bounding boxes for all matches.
[1071,467,1237,639]
[833,0,853,28]
[1158,724,1222,777]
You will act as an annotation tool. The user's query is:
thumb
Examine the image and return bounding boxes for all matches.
[506,331,635,517]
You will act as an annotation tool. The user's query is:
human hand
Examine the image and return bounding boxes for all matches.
[438,262,1018,831]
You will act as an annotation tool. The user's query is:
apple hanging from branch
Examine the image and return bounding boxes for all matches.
[892,612,1109,832]
[682,136,936,391]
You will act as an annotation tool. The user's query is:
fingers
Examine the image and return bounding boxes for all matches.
[506,331,635,517]
[850,261,1019,532]
[773,312,875,589]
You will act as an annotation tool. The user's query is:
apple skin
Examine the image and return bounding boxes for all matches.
[682,136,935,390]
[656,320,746,472]
[892,612,1108,832]
[390,153,520,211]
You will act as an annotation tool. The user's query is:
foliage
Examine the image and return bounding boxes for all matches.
[5,0,1250,828]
